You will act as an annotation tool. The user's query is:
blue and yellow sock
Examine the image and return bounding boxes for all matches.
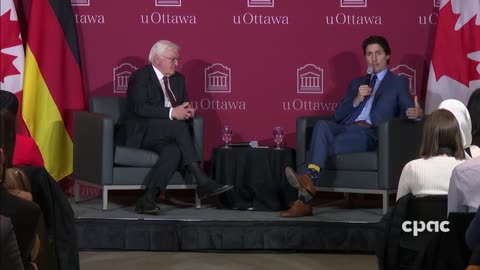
[307,164,320,185]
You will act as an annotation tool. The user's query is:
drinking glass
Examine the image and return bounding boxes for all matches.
[222,125,233,148]
[273,126,284,149]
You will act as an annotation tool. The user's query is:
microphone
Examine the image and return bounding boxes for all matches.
[364,66,374,85]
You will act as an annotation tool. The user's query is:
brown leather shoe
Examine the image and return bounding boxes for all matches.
[285,167,317,198]
[280,200,313,217]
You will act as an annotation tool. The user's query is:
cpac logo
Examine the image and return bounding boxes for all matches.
[433,0,441,7]
[391,64,417,96]
[248,0,274,8]
[340,0,367,8]
[113,63,138,94]
[156,0,181,7]
[402,220,450,237]
[297,64,324,94]
[70,0,90,6]
[205,63,231,93]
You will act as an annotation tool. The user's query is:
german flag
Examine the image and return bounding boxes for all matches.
[22,0,86,180]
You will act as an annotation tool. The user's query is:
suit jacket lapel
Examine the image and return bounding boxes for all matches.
[148,65,166,103]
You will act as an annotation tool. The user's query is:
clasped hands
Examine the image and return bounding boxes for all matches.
[355,85,423,120]
[172,102,195,120]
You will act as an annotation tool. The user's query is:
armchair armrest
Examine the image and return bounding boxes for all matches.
[377,118,423,189]
[296,115,333,169]
[73,111,115,185]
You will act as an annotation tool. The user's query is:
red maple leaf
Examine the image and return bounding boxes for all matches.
[0,9,23,83]
[432,3,480,87]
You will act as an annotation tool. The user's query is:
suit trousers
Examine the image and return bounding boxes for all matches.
[141,119,200,190]
[308,120,377,171]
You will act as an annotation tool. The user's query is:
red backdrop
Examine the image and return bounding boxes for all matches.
[71,0,439,160]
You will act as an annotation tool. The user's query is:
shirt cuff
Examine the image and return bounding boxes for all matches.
[169,108,173,120]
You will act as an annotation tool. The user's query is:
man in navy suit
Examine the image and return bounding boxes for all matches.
[281,35,423,217]
[125,40,232,215]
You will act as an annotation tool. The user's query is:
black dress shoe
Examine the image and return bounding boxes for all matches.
[135,195,160,215]
[197,181,234,199]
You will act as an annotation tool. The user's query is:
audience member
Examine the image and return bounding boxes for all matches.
[281,35,422,217]
[0,214,24,270]
[0,89,79,270]
[396,109,465,200]
[4,168,40,269]
[438,99,480,158]
[0,108,41,270]
[0,90,44,167]
[448,156,480,213]
[125,40,232,215]
[468,88,480,147]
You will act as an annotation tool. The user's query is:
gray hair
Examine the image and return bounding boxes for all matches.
[148,40,179,63]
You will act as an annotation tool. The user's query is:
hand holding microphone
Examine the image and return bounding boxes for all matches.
[355,66,374,105]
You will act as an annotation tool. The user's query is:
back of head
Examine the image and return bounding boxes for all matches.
[4,168,31,193]
[467,88,480,144]
[438,99,472,148]
[0,90,19,115]
[420,109,465,160]
[0,108,16,170]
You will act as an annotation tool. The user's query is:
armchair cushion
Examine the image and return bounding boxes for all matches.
[326,152,377,171]
[114,146,158,167]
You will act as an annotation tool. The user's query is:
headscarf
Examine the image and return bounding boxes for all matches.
[438,99,472,148]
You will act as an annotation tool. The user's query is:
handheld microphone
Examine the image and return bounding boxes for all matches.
[364,66,374,85]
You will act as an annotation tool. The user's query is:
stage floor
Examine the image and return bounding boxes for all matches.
[73,195,384,252]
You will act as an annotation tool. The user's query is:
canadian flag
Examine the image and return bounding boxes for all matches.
[0,0,24,94]
[425,0,480,113]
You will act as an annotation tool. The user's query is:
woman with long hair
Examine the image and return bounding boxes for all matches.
[396,109,466,200]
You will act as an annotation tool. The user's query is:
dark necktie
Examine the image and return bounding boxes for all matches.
[163,76,177,107]
[343,75,377,125]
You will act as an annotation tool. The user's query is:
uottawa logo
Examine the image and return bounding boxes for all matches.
[297,64,324,94]
[390,64,417,96]
[113,63,138,94]
[205,63,232,93]
[155,0,181,6]
[340,0,367,8]
[248,0,274,8]
[70,0,90,6]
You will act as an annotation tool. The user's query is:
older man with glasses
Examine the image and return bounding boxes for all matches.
[124,40,233,215]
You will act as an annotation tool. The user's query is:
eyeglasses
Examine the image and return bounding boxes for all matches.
[161,55,181,64]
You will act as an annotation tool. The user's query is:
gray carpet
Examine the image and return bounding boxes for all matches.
[72,197,383,223]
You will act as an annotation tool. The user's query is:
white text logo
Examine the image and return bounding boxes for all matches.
[340,0,367,8]
[402,220,450,236]
[297,64,324,94]
[391,64,417,96]
[205,63,232,93]
[71,0,90,6]
[156,0,181,7]
[248,0,274,8]
[113,63,138,94]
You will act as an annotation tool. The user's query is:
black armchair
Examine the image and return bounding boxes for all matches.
[73,96,203,210]
[296,115,423,214]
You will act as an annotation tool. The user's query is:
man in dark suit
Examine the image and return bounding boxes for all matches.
[126,40,233,215]
[281,35,423,217]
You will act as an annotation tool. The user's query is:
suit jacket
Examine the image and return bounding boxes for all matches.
[124,65,188,148]
[0,187,41,270]
[334,70,413,127]
[0,215,24,270]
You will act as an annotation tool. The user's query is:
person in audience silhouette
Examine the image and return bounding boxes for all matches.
[281,35,423,217]
[438,99,480,158]
[0,108,41,270]
[467,88,480,147]
[125,40,232,215]
[396,109,465,201]
[467,206,480,269]
[0,90,44,167]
